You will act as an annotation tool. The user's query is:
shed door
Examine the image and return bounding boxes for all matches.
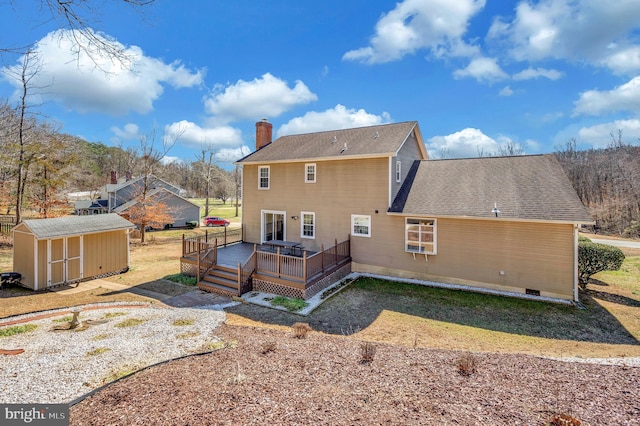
[66,236,82,282]
[49,238,65,286]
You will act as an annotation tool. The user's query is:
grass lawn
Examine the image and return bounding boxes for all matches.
[188,198,241,222]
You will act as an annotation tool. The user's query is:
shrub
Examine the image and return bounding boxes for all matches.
[577,235,592,243]
[261,341,277,354]
[360,342,376,364]
[578,242,625,289]
[292,322,312,339]
[549,413,581,426]
[457,354,477,376]
[164,273,197,286]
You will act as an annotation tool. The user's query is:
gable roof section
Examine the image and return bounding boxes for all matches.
[239,121,424,164]
[112,188,200,213]
[18,214,135,239]
[389,154,593,223]
[108,174,181,194]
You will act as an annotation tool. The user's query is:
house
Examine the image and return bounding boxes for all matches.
[12,214,135,290]
[75,173,200,228]
[236,120,593,303]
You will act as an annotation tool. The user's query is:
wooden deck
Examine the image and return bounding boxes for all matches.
[180,237,351,299]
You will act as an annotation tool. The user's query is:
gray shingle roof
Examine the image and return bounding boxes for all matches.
[390,155,593,223]
[239,121,420,163]
[21,214,135,239]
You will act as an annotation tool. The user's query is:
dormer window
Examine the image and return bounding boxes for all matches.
[305,163,316,183]
[258,166,270,189]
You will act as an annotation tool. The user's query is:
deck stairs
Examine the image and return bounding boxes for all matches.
[198,265,239,297]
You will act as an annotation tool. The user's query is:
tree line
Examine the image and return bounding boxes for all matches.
[555,137,640,238]
[0,99,238,223]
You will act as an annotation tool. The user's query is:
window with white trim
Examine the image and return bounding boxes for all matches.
[258,166,270,189]
[351,214,371,237]
[395,160,401,182]
[305,163,316,183]
[405,218,436,254]
[301,212,315,238]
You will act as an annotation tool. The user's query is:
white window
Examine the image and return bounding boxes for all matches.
[396,160,401,182]
[405,218,436,254]
[351,214,371,237]
[258,166,270,189]
[301,212,315,239]
[305,163,316,183]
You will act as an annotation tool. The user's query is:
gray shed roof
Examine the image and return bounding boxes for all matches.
[390,155,593,223]
[20,214,135,239]
[239,121,422,163]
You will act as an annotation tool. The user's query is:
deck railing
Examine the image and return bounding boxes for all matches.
[255,237,350,286]
[182,227,242,257]
[238,247,257,294]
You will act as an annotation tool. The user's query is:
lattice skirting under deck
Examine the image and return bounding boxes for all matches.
[253,263,352,300]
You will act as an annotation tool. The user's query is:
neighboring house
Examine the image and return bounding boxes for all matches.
[12,214,135,290]
[237,120,593,303]
[75,173,200,228]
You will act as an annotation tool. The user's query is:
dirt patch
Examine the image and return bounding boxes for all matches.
[135,280,195,297]
[70,324,640,426]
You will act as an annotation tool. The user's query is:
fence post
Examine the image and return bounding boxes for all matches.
[224,226,227,246]
[196,240,201,282]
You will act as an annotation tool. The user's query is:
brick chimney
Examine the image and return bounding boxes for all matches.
[255,119,272,150]
[110,170,117,184]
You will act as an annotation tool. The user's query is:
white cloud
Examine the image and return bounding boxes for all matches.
[577,119,640,148]
[499,85,513,96]
[164,120,243,150]
[453,57,508,83]
[276,105,391,137]
[427,128,501,158]
[602,46,640,75]
[111,123,140,140]
[215,146,253,163]
[204,73,317,124]
[573,76,640,116]
[343,0,486,64]
[0,29,204,115]
[160,156,183,165]
[488,0,640,73]
[512,67,563,80]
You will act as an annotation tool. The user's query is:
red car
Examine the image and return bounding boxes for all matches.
[204,216,230,227]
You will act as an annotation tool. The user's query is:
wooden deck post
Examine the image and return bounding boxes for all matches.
[303,251,307,283]
[334,238,338,266]
[182,234,185,257]
[205,229,208,243]
[320,244,325,273]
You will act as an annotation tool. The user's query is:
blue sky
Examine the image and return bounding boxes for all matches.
[1,0,639,166]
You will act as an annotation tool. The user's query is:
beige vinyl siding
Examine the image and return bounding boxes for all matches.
[353,217,576,299]
[83,231,129,277]
[12,228,35,289]
[243,157,390,251]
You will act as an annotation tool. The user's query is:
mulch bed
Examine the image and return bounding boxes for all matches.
[70,324,639,425]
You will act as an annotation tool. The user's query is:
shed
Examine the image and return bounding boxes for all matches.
[12,214,135,290]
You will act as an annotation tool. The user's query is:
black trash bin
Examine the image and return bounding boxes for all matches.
[0,272,21,287]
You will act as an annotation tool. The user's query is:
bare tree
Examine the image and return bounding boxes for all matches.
[194,148,217,217]
[2,1,156,66]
